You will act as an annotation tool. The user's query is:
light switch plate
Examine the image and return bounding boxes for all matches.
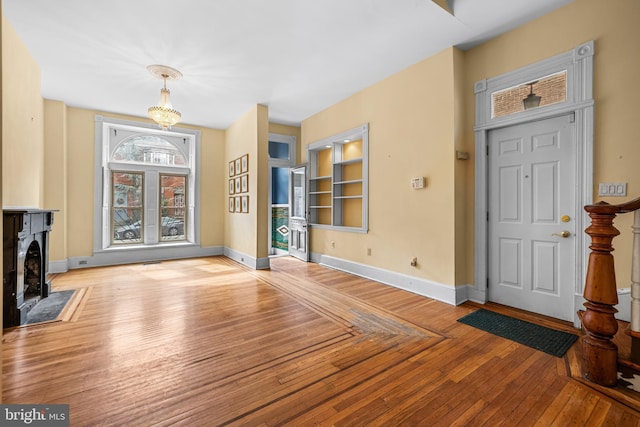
[598,182,627,197]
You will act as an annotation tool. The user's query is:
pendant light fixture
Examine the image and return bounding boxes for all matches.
[147,65,182,130]
[522,81,541,110]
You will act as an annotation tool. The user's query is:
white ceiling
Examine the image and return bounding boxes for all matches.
[3,0,572,129]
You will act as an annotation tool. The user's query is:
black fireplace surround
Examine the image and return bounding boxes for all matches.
[3,209,56,327]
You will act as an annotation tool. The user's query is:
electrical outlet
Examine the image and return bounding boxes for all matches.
[410,257,417,267]
[367,248,371,256]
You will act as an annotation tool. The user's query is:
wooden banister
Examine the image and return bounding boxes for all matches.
[581,196,640,386]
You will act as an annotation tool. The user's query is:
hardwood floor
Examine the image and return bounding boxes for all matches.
[3,256,640,426]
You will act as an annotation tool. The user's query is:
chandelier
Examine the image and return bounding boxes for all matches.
[147,65,182,130]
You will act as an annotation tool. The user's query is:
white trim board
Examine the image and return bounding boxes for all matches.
[224,247,270,270]
[49,245,224,273]
[312,253,466,306]
[49,245,272,273]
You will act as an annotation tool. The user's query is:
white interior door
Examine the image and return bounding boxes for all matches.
[289,165,309,261]
[488,114,576,321]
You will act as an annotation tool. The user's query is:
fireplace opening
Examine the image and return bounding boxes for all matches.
[3,209,56,327]
[24,240,42,304]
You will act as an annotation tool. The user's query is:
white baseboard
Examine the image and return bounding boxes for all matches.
[49,245,272,273]
[572,289,630,328]
[51,245,224,272]
[573,290,630,322]
[466,286,487,304]
[223,247,270,270]
[616,288,631,322]
[313,253,462,306]
[49,259,70,274]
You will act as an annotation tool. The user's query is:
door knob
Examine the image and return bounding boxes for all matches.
[552,230,571,238]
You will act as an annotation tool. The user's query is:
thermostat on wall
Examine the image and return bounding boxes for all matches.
[411,177,425,189]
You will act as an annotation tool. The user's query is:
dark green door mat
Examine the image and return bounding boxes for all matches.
[457,309,578,357]
[26,290,75,324]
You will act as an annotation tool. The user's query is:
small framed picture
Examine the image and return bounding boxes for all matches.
[229,160,235,177]
[241,174,248,193]
[229,197,235,212]
[241,195,249,213]
[235,196,241,212]
[235,177,241,193]
[235,158,241,174]
[229,179,235,195]
[241,154,249,173]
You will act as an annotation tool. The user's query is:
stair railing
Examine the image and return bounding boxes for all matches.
[581,196,640,386]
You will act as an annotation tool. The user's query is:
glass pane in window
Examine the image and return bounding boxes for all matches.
[112,172,143,244]
[492,71,567,118]
[160,174,186,241]
[269,141,290,160]
[292,168,305,218]
[272,167,290,205]
[112,135,187,166]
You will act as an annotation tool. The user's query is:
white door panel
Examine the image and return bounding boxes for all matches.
[289,165,309,261]
[488,114,575,321]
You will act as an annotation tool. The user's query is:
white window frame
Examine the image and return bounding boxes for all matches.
[94,115,201,256]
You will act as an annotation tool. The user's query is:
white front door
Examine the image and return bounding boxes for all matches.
[289,165,309,261]
[488,114,576,321]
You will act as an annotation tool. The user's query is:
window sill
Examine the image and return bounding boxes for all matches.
[98,241,198,253]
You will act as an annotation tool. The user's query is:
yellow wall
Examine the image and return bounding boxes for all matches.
[302,48,458,286]
[2,16,43,208]
[452,48,468,286]
[256,105,269,259]
[199,126,227,248]
[44,100,67,261]
[225,104,269,259]
[463,0,640,288]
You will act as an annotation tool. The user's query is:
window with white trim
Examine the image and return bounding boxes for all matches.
[95,116,200,251]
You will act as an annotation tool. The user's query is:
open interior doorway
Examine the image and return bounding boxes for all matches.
[270,166,290,256]
[268,133,297,257]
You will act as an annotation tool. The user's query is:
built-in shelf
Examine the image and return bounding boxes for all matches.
[335,158,363,165]
[334,179,363,185]
[307,124,369,231]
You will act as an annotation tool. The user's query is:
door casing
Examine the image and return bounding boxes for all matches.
[268,133,297,256]
[472,41,594,326]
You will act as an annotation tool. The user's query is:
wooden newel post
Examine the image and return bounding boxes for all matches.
[581,201,620,386]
